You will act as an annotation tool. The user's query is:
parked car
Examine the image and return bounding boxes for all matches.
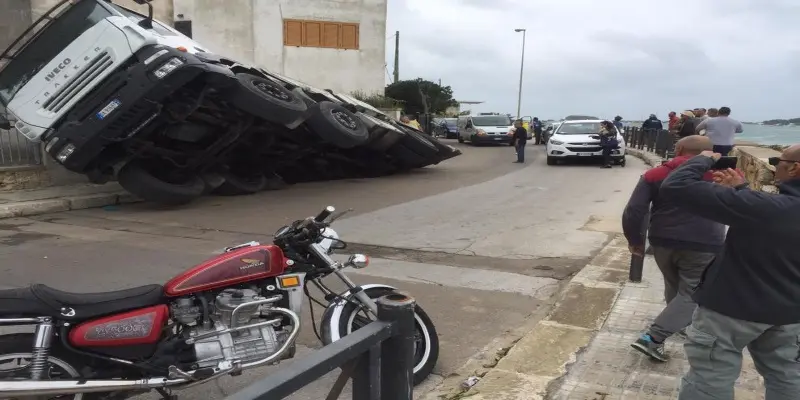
[457,115,515,145]
[545,120,626,166]
[0,0,460,205]
[435,118,459,139]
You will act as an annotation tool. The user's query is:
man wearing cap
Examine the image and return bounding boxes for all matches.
[677,111,696,138]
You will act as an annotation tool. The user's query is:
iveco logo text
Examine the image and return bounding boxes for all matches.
[45,58,72,82]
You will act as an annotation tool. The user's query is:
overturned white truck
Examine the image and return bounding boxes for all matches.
[0,0,460,205]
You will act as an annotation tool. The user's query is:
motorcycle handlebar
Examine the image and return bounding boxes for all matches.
[315,206,335,222]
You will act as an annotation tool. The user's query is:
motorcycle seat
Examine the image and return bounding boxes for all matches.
[0,284,165,321]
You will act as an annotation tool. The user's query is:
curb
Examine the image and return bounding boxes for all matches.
[0,191,142,219]
[431,235,631,400]
[625,148,662,167]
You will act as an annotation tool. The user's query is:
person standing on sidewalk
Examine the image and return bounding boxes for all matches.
[531,117,543,145]
[621,135,726,362]
[660,146,800,399]
[512,119,528,163]
[694,106,742,155]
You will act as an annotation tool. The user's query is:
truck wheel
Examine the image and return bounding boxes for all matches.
[117,162,205,205]
[212,171,268,196]
[306,101,369,149]
[226,73,308,128]
[457,135,464,143]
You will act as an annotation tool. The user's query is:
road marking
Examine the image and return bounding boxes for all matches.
[335,256,560,300]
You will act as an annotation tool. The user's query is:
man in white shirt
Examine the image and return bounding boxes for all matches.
[695,107,743,156]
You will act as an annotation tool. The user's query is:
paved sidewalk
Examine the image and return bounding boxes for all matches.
[552,254,766,399]
[0,182,138,218]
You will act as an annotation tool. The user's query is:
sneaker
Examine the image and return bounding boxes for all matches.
[631,334,668,362]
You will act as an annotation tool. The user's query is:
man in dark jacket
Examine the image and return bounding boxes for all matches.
[512,119,528,163]
[622,136,726,361]
[531,117,543,145]
[641,114,663,131]
[661,145,800,399]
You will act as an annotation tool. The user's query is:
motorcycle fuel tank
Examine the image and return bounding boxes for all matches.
[69,305,169,347]
[164,244,286,297]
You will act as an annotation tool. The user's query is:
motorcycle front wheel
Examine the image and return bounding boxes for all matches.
[321,287,439,385]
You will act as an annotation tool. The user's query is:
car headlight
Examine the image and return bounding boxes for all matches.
[56,143,75,162]
[153,57,185,79]
[549,139,564,145]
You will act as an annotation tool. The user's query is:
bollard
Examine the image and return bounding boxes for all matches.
[378,293,416,400]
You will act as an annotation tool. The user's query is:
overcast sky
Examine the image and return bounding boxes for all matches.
[384,0,800,121]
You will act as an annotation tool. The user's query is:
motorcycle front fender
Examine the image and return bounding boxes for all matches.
[320,283,397,343]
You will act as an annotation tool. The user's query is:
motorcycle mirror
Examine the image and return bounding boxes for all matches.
[345,254,369,269]
[328,208,354,223]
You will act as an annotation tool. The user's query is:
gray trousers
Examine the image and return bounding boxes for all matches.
[679,306,800,399]
[648,246,716,342]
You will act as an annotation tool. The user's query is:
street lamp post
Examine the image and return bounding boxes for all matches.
[514,28,526,119]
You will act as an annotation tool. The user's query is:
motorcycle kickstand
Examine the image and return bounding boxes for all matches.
[156,387,178,400]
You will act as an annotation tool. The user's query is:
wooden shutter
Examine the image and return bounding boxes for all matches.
[283,20,303,46]
[304,21,322,47]
[341,23,359,49]
[322,23,340,48]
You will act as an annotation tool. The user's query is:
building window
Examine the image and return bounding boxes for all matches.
[283,19,359,50]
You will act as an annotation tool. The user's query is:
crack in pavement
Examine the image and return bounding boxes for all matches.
[344,242,592,280]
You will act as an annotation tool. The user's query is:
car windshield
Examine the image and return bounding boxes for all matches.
[107,3,177,37]
[557,122,602,134]
[0,0,113,106]
[472,116,511,126]
[444,118,457,126]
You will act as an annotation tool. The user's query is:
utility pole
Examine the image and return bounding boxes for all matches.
[514,28,526,118]
[393,31,400,83]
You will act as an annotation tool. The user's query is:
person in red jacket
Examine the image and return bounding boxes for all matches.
[668,111,679,131]
[622,135,729,361]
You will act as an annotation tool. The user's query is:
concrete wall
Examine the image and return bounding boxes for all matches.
[175,0,387,95]
[732,146,780,193]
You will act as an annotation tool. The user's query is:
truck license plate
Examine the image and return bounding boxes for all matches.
[96,99,121,120]
[494,137,503,140]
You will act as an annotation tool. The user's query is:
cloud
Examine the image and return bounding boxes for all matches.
[385,0,800,120]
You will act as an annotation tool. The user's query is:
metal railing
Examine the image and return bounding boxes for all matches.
[225,294,417,400]
[621,127,676,159]
[0,128,42,167]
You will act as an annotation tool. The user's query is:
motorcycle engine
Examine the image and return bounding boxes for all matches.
[173,288,290,370]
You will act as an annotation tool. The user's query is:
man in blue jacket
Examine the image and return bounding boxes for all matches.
[660,145,800,399]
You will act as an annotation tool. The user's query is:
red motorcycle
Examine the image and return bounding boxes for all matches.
[0,206,439,399]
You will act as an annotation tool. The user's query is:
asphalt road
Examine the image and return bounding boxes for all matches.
[0,141,648,399]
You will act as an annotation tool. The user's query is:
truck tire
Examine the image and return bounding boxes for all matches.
[117,162,205,205]
[225,73,308,128]
[212,171,268,196]
[306,101,369,149]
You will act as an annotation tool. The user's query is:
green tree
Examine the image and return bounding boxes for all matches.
[385,78,457,115]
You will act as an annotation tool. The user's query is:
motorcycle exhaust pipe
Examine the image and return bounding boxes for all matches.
[0,377,188,397]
